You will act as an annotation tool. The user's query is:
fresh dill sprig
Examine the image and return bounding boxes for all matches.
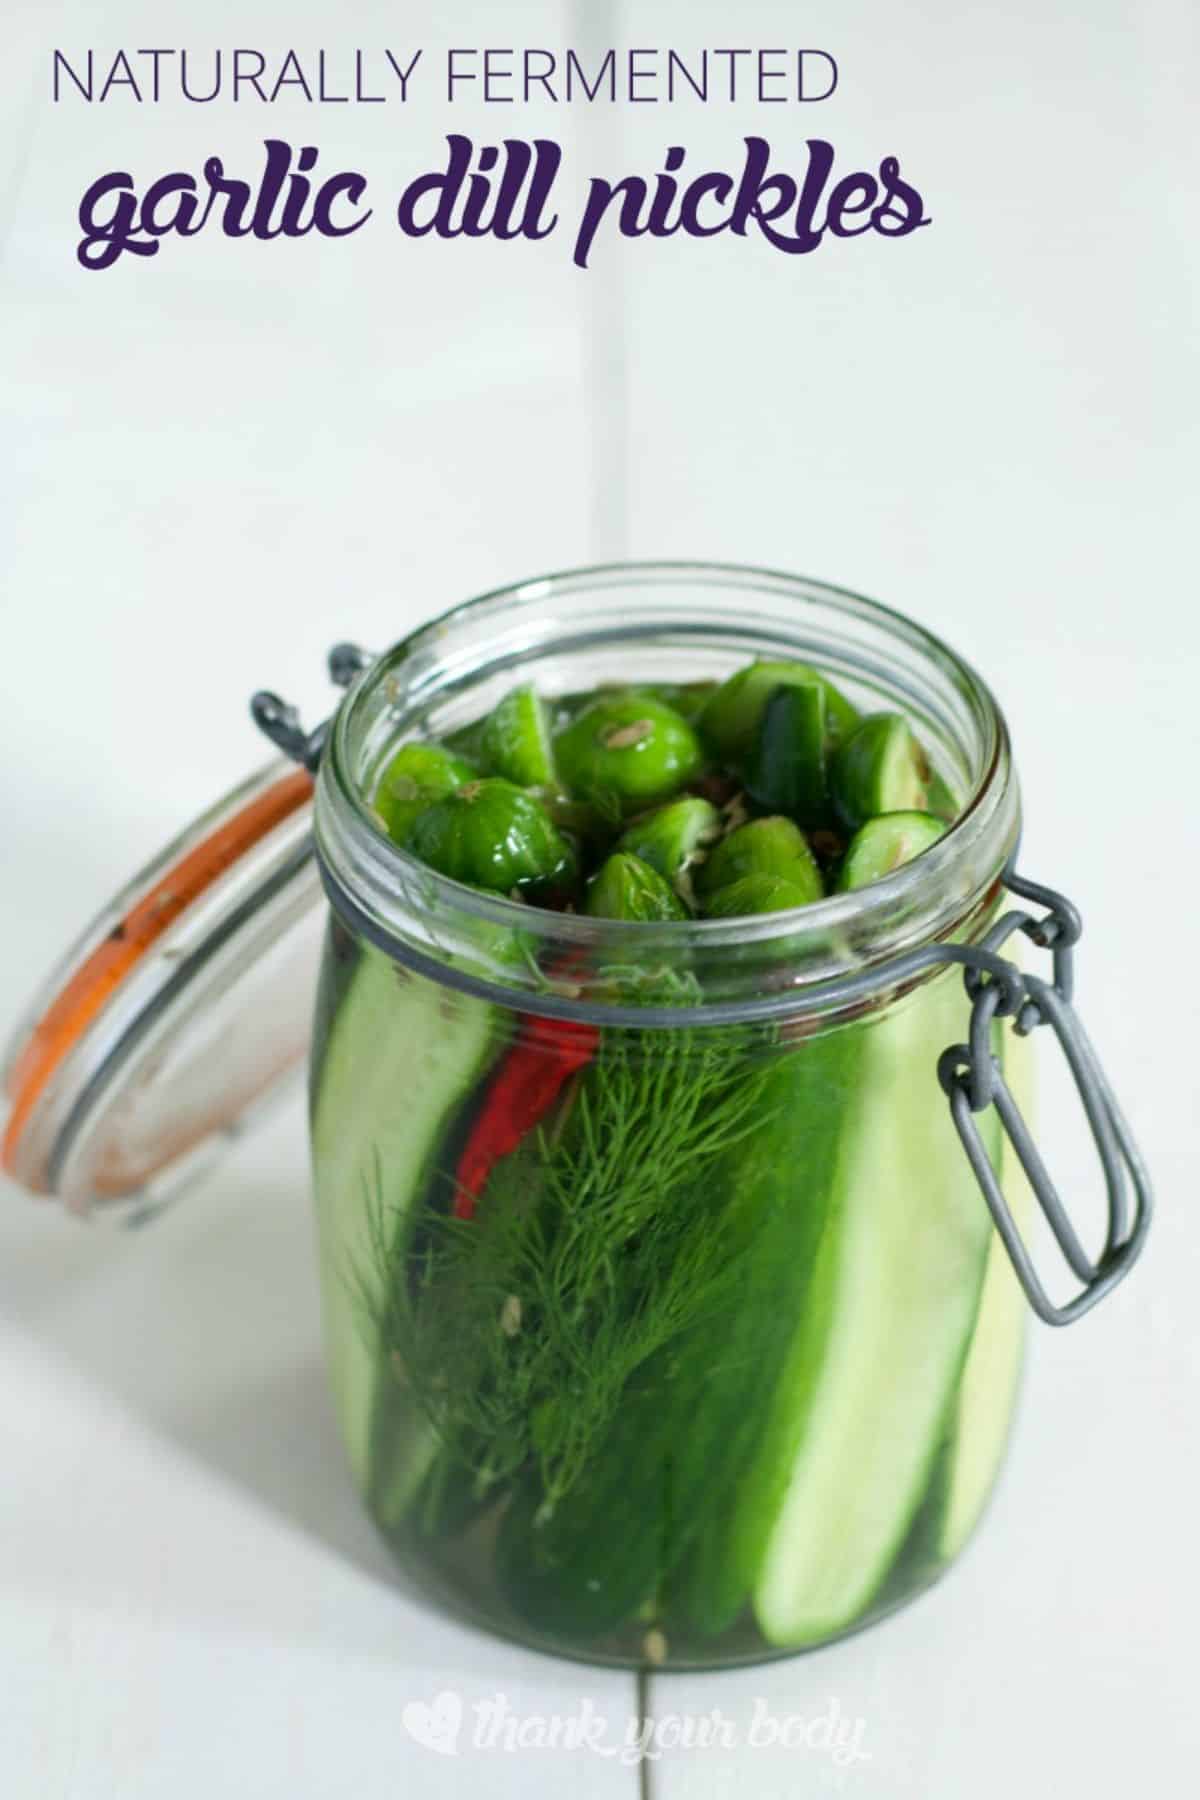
[368,1021,775,1519]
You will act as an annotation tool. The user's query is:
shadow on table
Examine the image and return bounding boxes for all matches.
[0,1121,435,1618]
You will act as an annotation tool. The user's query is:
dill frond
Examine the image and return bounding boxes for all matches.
[368,1019,774,1516]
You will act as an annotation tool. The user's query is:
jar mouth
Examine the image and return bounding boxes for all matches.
[314,561,1020,1025]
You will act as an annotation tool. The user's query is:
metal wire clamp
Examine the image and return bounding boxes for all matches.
[936,871,1152,1325]
[252,650,1153,1329]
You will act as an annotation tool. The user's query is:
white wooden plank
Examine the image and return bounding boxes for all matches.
[0,1099,642,1798]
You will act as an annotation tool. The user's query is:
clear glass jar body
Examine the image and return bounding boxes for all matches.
[308,565,1029,1669]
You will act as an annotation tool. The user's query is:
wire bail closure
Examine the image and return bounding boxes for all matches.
[252,649,1152,1330]
[936,871,1152,1325]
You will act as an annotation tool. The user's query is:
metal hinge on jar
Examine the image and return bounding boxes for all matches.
[250,651,1152,1329]
[935,871,1152,1325]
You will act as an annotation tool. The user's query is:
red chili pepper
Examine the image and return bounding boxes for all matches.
[453,1009,599,1218]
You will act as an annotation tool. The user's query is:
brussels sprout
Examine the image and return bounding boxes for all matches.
[829,713,931,833]
[374,742,477,845]
[836,811,947,891]
[555,696,704,820]
[699,660,858,760]
[408,778,576,900]
[481,684,558,788]
[696,816,824,904]
[585,853,690,922]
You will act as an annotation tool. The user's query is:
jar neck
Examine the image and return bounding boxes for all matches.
[314,562,1020,1027]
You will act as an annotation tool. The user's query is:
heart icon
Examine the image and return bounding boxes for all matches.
[401,1690,462,1757]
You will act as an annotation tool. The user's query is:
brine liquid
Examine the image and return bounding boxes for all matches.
[309,919,1029,1669]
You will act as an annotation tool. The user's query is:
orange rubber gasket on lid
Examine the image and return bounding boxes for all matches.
[2,767,314,1182]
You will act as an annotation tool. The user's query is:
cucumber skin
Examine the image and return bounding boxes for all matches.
[666,1027,862,1639]
[674,983,994,1644]
[494,1024,860,1642]
[747,971,999,1650]
[309,926,499,1506]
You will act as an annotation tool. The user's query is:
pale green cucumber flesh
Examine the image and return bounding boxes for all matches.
[658,1026,862,1638]
[310,939,496,1500]
[926,769,960,824]
[937,1029,1035,1559]
[831,713,930,833]
[836,811,946,892]
[752,973,997,1648]
[481,684,557,788]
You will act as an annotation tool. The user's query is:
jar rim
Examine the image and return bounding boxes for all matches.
[314,561,1020,1025]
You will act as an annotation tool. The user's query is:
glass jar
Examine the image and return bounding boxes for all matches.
[306,565,1030,1669]
[3,562,1149,1672]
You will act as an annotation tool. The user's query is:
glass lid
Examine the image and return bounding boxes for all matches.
[1,762,323,1220]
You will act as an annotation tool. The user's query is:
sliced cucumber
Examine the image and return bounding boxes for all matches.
[750,970,997,1648]
[310,938,497,1497]
[830,713,931,833]
[836,811,946,892]
[744,683,828,826]
[481,684,558,788]
[937,1027,1034,1560]
[616,796,722,902]
[699,661,858,760]
[926,769,960,824]
[665,1025,861,1639]
[494,1027,856,1640]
